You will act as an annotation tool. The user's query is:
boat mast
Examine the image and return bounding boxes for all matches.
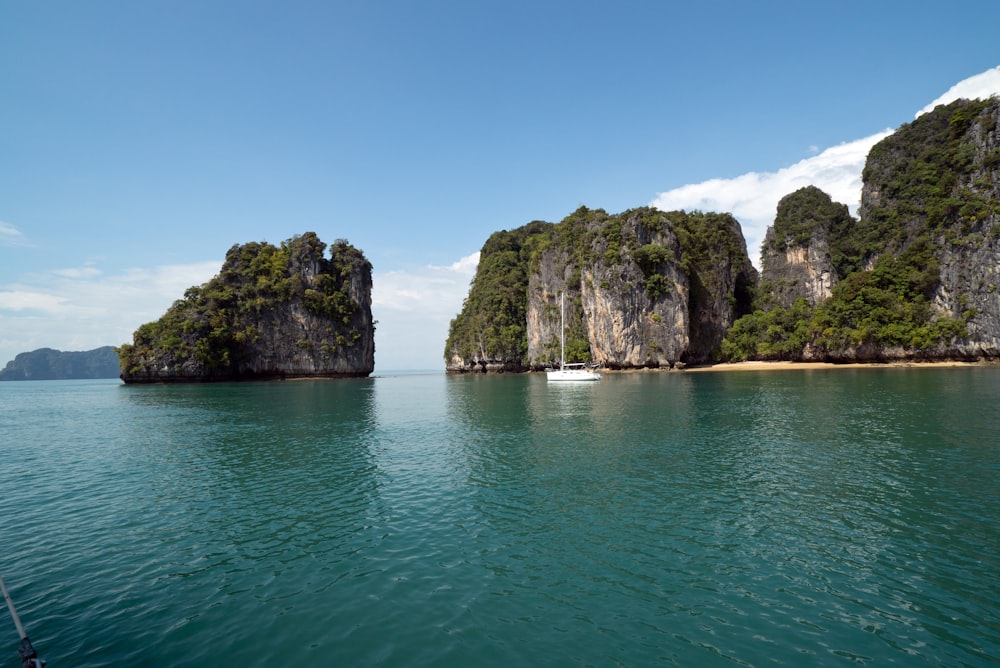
[560,293,565,368]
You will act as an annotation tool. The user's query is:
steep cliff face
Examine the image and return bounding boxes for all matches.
[859,97,1000,359]
[761,230,836,307]
[760,186,851,308]
[933,218,1000,357]
[119,233,374,383]
[446,207,756,371]
[678,211,757,361]
[526,208,690,369]
[444,224,545,373]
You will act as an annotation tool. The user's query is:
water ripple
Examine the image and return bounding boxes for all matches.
[2,372,999,665]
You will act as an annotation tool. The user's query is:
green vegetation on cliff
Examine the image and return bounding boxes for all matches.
[669,210,754,305]
[861,97,998,255]
[445,208,642,366]
[765,185,858,279]
[723,239,969,360]
[445,223,550,364]
[722,99,996,361]
[119,233,371,378]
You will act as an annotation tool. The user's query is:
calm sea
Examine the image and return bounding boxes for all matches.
[2,368,999,666]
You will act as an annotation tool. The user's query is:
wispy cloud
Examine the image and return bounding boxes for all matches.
[0,221,28,247]
[0,290,67,313]
[52,265,103,279]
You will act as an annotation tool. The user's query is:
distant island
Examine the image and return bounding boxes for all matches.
[118,232,375,383]
[0,346,121,380]
[446,97,1000,372]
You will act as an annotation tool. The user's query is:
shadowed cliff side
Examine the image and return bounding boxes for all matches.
[119,233,374,383]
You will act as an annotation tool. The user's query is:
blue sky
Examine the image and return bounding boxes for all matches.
[2,2,1000,371]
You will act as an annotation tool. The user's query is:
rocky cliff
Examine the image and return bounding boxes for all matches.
[759,186,852,308]
[727,97,1000,363]
[445,207,755,372]
[119,233,374,383]
[526,208,691,369]
[862,97,1000,359]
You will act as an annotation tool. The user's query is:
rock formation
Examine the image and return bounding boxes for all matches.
[739,97,1000,363]
[933,227,1000,358]
[759,186,851,308]
[119,233,374,383]
[445,207,756,372]
[526,208,691,369]
[446,97,1000,370]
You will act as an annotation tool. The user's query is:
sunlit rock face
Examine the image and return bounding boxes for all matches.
[759,186,848,309]
[445,207,757,373]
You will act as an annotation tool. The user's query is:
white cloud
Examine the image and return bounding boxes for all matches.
[371,252,479,370]
[917,65,1000,117]
[650,131,891,267]
[52,266,103,279]
[0,261,220,365]
[373,253,479,313]
[651,64,1000,269]
[0,290,67,313]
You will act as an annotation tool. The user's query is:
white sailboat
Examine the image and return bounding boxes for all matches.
[546,293,601,382]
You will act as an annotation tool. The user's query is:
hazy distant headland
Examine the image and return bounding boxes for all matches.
[0,346,121,380]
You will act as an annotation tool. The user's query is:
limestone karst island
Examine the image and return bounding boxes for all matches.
[114,98,998,381]
[118,233,374,383]
[446,97,1000,373]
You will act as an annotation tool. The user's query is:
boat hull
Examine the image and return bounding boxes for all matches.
[546,369,601,382]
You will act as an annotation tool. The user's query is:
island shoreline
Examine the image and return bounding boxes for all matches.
[669,360,997,373]
[451,360,999,376]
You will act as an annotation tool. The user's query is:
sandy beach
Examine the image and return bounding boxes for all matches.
[681,360,993,372]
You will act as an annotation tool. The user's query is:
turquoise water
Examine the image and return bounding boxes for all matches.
[2,368,999,666]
